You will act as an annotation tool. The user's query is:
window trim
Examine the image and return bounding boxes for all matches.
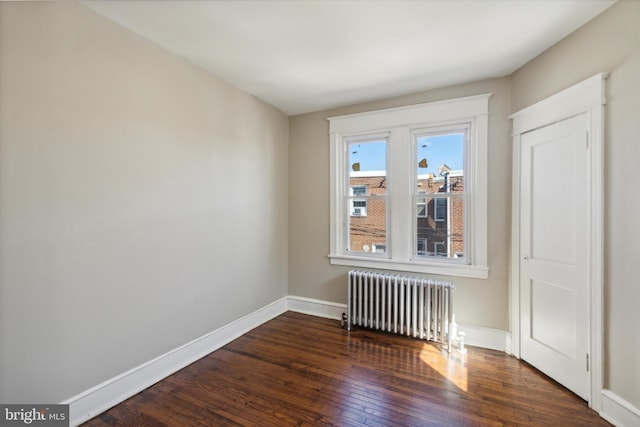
[328,94,490,279]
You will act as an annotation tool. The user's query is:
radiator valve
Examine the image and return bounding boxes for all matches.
[457,331,467,354]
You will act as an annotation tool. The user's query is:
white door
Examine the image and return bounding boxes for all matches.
[520,113,589,400]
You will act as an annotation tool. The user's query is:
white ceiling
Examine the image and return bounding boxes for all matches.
[82,0,616,115]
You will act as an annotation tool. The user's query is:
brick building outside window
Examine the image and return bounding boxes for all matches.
[348,168,464,258]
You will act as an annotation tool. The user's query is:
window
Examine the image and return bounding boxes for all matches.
[345,138,388,255]
[350,186,368,216]
[415,127,466,262]
[416,191,427,218]
[329,94,490,278]
[434,198,447,221]
[351,200,367,216]
[417,238,427,256]
[434,241,447,257]
[372,244,386,253]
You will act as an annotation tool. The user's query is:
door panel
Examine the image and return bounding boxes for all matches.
[530,134,577,264]
[520,113,589,400]
[530,279,576,358]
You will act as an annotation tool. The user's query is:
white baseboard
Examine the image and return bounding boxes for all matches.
[64,297,288,427]
[601,389,640,427]
[65,293,632,427]
[287,295,347,320]
[457,322,511,353]
[62,295,513,426]
[288,296,511,353]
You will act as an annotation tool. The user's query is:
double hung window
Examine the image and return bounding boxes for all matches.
[345,137,388,254]
[328,95,490,278]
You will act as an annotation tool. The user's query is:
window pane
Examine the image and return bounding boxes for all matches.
[416,195,465,259]
[417,197,427,218]
[349,140,387,196]
[417,238,427,256]
[434,198,446,221]
[347,138,388,255]
[348,198,387,254]
[416,132,464,194]
[415,131,465,260]
[351,186,367,196]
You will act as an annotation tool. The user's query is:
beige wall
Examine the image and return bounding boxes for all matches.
[0,1,288,403]
[2,0,637,415]
[289,77,513,330]
[512,0,640,410]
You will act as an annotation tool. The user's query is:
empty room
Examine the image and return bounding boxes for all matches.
[0,1,638,426]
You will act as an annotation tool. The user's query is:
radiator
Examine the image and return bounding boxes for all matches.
[347,270,454,349]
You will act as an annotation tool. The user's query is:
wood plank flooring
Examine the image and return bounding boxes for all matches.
[84,311,610,426]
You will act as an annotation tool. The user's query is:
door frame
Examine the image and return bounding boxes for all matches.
[509,73,607,410]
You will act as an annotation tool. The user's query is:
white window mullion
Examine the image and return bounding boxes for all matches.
[388,127,411,260]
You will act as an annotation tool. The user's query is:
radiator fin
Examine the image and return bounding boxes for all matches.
[347,270,454,349]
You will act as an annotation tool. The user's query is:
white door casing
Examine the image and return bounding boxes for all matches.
[520,113,589,400]
[510,73,606,409]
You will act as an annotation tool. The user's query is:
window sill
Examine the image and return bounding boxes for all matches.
[328,254,489,279]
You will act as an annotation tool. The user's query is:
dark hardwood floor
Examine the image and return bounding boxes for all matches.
[84,311,610,426]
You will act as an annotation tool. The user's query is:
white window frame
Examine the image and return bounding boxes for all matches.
[328,94,490,279]
[344,134,389,256]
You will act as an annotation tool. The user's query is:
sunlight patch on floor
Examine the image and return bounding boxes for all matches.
[419,343,468,392]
